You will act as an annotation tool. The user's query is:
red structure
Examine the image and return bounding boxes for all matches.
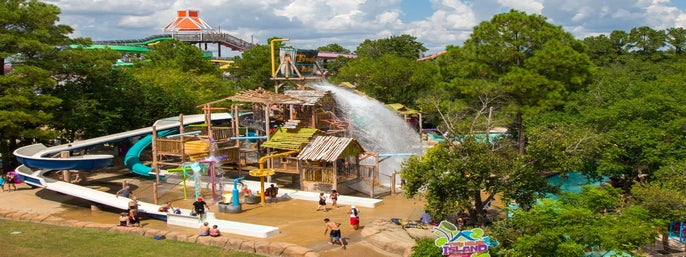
[163,10,213,33]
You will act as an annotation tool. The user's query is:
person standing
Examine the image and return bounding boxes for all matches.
[6,172,17,191]
[266,184,279,203]
[192,197,210,221]
[347,205,360,230]
[0,173,6,192]
[330,189,339,209]
[323,218,345,249]
[316,192,327,212]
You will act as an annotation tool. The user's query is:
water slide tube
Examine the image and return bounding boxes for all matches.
[123,130,175,179]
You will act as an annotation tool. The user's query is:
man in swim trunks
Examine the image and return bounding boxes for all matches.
[323,218,345,249]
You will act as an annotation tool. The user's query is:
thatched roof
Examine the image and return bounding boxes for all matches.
[297,136,365,162]
[261,127,321,150]
[386,103,420,115]
[199,88,303,106]
[284,90,330,106]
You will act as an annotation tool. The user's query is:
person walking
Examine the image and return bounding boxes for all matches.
[192,197,210,221]
[330,189,339,209]
[316,192,327,212]
[347,205,360,230]
[323,218,345,249]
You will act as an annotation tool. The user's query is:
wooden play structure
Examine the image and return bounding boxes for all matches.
[270,39,326,93]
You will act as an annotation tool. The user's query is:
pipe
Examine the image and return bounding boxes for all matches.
[256,149,299,204]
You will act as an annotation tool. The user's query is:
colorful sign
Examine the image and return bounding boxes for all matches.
[294,49,318,76]
[279,48,318,77]
[433,221,498,257]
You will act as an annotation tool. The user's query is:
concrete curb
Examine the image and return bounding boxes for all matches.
[0,208,320,257]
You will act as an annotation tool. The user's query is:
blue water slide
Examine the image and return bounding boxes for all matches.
[124,130,175,178]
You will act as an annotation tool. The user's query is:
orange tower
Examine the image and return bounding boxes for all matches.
[163,10,213,33]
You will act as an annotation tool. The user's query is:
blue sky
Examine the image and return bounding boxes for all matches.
[44,0,686,56]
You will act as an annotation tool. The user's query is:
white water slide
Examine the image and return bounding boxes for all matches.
[12,114,281,238]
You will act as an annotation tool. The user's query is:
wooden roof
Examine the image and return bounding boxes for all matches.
[284,90,330,106]
[386,103,420,115]
[261,127,321,150]
[297,136,365,162]
[200,88,303,106]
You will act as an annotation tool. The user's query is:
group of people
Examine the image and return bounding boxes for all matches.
[322,205,360,249]
[0,171,19,192]
[115,181,142,227]
[198,222,221,237]
[316,189,340,212]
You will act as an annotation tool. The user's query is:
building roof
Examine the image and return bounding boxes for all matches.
[284,90,330,106]
[297,136,365,162]
[386,103,420,115]
[163,10,213,33]
[261,127,321,151]
[199,88,303,106]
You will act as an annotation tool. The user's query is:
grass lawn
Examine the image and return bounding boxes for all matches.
[0,219,264,257]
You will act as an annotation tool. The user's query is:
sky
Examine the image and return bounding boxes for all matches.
[44,0,686,57]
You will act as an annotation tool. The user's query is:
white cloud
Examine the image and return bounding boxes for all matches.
[42,0,686,55]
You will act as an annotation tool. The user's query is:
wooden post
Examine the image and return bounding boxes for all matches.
[391,171,396,195]
[371,154,379,198]
[333,160,338,190]
[152,126,159,204]
[153,182,158,205]
[265,103,271,140]
[60,151,70,183]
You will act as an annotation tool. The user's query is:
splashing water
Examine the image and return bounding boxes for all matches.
[311,82,423,185]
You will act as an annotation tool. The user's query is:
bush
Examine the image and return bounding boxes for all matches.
[411,238,443,257]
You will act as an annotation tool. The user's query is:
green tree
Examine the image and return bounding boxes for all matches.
[355,34,428,60]
[131,40,231,121]
[402,135,520,226]
[228,38,287,90]
[627,26,666,55]
[333,54,436,106]
[665,27,686,54]
[491,186,655,256]
[631,160,686,251]
[47,47,129,140]
[317,43,353,76]
[442,9,593,154]
[317,43,350,54]
[0,0,74,171]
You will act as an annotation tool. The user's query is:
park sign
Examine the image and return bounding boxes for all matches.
[294,49,318,76]
[433,221,499,257]
[278,48,319,77]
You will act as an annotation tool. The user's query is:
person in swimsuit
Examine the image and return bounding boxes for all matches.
[118,212,129,226]
[330,189,339,209]
[323,218,345,248]
[209,225,221,237]
[316,192,327,212]
[128,208,140,227]
[199,222,210,236]
[348,205,360,230]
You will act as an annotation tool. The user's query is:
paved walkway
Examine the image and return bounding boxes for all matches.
[2,167,426,257]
